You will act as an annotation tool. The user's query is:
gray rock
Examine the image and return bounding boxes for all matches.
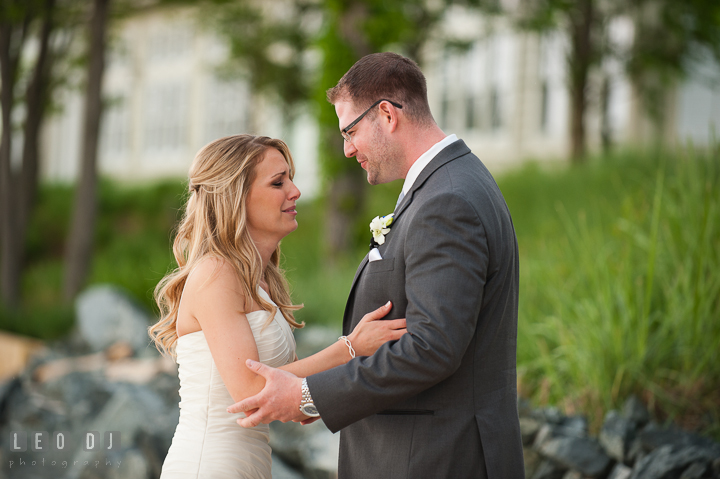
[627,437,644,465]
[713,457,720,476]
[608,463,633,479]
[680,462,708,479]
[105,448,150,479]
[535,424,558,449]
[562,471,584,479]
[525,448,543,478]
[0,377,20,418]
[42,371,112,422]
[622,396,650,426]
[534,419,589,452]
[76,285,152,353]
[537,435,612,477]
[519,397,535,417]
[534,407,565,425]
[272,452,306,479]
[638,424,720,457]
[532,459,568,479]
[144,371,180,408]
[270,420,339,477]
[521,417,542,446]
[561,416,589,437]
[630,445,718,479]
[600,410,637,463]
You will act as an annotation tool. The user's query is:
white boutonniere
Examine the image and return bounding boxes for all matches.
[369,213,394,249]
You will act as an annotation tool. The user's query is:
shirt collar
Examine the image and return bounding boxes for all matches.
[401,134,458,195]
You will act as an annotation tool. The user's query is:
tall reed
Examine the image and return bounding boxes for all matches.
[510,147,720,433]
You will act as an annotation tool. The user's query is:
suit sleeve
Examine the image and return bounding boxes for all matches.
[307,191,488,432]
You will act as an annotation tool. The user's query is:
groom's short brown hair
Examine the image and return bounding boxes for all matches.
[326,52,435,126]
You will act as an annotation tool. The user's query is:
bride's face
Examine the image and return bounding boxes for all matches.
[245,148,301,244]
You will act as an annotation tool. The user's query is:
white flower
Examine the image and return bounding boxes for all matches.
[369,214,394,245]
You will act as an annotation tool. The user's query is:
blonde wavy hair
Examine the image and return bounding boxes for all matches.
[149,134,304,358]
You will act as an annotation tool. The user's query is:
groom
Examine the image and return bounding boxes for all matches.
[229,52,525,478]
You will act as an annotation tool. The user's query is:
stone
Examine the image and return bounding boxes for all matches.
[270,419,339,477]
[534,407,565,425]
[630,444,718,479]
[622,396,650,426]
[145,371,180,408]
[713,457,720,476]
[104,356,177,384]
[535,424,558,449]
[561,416,589,437]
[76,285,152,353]
[0,377,20,417]
[272,453,306,479]
[41,370,112,421]
[680,462,708,479]
[608,463,632,479]
[105,341,135,361]
[537,435,612,477]
[0,331,45,381]
[519,397,535,417]
[600,410,637,463]
[105,448,150,479]
[532,459,568,479]
[525,448,543,478]
[627,437,644,465]
[638,424,720,459]
[33,352,106,383]
[521,417,542,445]
[562,471,584,479]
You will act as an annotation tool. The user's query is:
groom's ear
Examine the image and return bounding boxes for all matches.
[378,102,399,133]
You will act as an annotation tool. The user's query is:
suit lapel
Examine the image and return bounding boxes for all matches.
[341,140,471,332]
[342,255,370,333]
[348,255,369,296]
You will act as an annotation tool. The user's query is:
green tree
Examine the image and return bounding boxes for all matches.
[626,0,720,139]
[62,0,112,300]
[209,0,467,257]
[512,0,720,162]
[514,0,613,163]
[0,0,73,308]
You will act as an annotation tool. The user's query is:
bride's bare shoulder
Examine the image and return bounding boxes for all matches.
[183,257,245,305]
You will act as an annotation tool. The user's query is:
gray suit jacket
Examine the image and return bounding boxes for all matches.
[307,140,525,479]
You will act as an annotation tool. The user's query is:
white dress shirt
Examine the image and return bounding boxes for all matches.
[401,134,458,197]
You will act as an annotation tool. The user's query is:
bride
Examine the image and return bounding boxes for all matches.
[148,134,406,478]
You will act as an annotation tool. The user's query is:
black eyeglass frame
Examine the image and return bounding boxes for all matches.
[341,99,403,142]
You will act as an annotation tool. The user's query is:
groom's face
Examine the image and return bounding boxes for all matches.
[335,100,402,185]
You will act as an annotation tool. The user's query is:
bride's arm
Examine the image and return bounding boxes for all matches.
[186,259,267,403]
[188,259,406,403]
[279,303,406,378]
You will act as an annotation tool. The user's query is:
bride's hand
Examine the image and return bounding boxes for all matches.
[347,301,407,357]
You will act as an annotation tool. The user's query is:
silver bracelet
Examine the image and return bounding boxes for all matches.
[338,336,356,359]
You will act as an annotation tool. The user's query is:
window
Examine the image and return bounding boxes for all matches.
[203,76,250,144]
[143,82,188,152]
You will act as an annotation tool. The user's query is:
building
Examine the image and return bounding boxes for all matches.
[40,5,720,193]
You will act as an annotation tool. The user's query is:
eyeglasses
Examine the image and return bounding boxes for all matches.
[341,99,403,143]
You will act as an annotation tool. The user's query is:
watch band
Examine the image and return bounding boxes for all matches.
[299,378,320,417]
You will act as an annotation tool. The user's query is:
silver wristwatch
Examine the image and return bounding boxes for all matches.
[299,378,320,417]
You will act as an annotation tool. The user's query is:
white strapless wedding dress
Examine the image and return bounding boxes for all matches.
[160,288,296,479]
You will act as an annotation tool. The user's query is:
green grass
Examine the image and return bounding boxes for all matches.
[501,147,720,434]
[1,147,718,437]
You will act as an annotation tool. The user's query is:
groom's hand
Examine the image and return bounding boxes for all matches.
[227,359,307,427]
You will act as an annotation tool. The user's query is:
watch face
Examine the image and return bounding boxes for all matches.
[300,404,320,417]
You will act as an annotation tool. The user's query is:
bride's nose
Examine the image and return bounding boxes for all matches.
[288,181,300,201]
